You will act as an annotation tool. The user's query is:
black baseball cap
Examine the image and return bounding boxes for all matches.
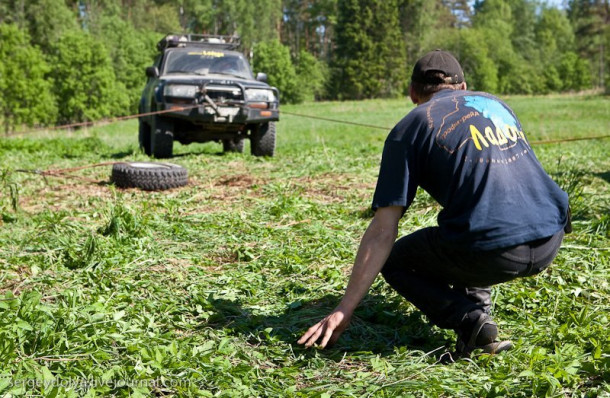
[411,49,464,84]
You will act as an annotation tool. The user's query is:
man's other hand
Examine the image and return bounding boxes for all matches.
[297,308,351,348]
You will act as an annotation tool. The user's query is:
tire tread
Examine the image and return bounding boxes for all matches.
[111,162,188,191]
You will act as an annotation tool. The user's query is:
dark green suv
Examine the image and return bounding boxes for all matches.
[138,34,280,158]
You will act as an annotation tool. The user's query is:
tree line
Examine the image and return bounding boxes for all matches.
[0,0,608,133]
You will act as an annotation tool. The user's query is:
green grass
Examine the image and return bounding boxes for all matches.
[1,94,609,397]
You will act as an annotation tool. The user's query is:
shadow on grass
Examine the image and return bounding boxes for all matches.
[199,293,451,360]
[109,151,136,159]
[109,142,227,160]
[595,171,610,185]
[170,151,227,158]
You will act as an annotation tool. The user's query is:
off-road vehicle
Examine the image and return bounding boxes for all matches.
[138,34,280,158]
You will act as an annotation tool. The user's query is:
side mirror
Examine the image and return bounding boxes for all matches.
[146,66,159,78]
[256,72,268,83]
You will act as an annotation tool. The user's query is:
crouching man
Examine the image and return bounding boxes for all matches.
[298,50,570,358]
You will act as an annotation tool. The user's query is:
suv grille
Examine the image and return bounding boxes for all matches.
[204,85,243,102]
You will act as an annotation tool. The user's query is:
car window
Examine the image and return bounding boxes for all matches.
[163,49,253,79]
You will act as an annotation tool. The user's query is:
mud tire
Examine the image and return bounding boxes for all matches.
[222,137,245,153]
[151,116,174,158]
[111,162,188,191]
[138,121,152,156]
[250,122,276,157]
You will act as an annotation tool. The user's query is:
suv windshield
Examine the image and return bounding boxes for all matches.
[162,49,253,79]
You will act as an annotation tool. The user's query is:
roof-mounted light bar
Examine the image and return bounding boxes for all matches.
[157,34,241,51]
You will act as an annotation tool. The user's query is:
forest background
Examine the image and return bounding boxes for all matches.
[0,0,608,134]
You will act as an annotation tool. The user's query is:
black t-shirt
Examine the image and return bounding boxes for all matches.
[372,89,569,250]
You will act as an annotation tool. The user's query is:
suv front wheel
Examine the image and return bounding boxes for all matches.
[250,122,276,157]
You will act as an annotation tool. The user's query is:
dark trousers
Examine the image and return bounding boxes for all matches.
[380,227,564,330]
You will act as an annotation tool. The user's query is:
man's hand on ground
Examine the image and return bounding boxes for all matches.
[297,308,351,348]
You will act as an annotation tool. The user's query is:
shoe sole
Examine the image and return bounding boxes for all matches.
[479,340,513,355]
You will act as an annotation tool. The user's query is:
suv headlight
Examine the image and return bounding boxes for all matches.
[245,89,276,102]
[164,84,198,98]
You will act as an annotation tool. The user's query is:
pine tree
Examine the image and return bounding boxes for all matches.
[281,0,337,58]
[400,0,455,65]
[180,0,281,56]
[332,0,407,100]
[568,0,609,88]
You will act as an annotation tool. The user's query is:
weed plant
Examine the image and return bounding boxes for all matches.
[0,95,609,396]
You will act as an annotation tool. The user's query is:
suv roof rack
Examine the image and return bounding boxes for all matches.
[157,34,241,51]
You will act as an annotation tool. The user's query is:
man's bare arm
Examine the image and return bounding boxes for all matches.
[297,206,402,348]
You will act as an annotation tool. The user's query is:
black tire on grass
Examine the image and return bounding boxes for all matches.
[222,137,245,153]
[111,162,188,191]
[250,122,276,157]
[151,116,174,158]
[138,121,152,156]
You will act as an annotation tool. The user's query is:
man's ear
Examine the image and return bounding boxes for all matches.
[460,82,467,90]
[409,83,419,105]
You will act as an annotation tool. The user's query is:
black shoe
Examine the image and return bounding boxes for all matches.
[455,312,512,358]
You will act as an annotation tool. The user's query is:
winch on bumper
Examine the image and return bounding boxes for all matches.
[162,83,279,125]
[164,103,279,124]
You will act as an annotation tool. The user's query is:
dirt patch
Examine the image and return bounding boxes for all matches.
[0,263,34,296]
[20,175,114,214]
[217,174,264,188]
[291,173,375,203]
[180,174,269,214]
[147,257,192,273]
[148,257,226,274]
[187,172,374,210]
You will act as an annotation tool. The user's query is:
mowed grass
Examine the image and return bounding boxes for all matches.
[0,94,609,397]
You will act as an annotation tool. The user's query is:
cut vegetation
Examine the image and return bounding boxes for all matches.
[0,95,609,396]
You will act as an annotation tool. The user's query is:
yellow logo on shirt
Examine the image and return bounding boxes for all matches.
[469,124,529,151]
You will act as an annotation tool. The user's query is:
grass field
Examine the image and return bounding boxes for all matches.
[0,94,609,397]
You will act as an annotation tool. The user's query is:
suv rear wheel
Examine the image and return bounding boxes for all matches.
[222,138,244,153]
[250,122,276,157]
[151,116,174,158]
[138,121,152,155]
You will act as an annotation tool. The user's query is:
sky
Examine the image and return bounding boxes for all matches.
[469,0,567,9]
[545,0,567,8]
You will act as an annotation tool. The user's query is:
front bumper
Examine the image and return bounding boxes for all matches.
[157,102,280,143]
[155,80,280,125]
[160,102,279,125]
